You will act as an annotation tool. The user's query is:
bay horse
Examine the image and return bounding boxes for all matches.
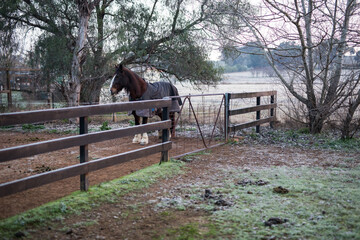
[110,64,182,145]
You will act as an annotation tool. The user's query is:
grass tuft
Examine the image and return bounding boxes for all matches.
[0,160,184,239]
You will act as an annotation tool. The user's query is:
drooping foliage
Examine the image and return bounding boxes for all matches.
[0,0,224,104]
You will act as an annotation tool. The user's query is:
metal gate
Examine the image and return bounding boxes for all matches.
[169,91,277,159]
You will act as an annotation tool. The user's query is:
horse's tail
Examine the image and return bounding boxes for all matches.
[169,83,182,106]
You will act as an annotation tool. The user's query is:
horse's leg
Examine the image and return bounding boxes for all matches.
[140,117,149,145]
[132,112,142,143]
[157,111,173,140]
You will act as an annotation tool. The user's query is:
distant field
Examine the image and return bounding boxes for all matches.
[174,71,286,102]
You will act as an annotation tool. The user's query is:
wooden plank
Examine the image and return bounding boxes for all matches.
[0,142,172,197]
[229,117,276,132]
[0,120,171,163]
[229,103,277,116]
[0,99,172,126]
[229,91,277,99]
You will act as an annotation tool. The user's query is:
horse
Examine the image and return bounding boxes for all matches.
[110,64,182,145]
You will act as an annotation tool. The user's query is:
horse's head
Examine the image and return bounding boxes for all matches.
[110,64,129,95]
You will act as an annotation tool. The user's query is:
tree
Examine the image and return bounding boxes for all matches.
[0,0,100,106]
[79,0,114,104]
[221,42,270,72]
[355,51,360,64]
[340,73,360,139]
[0,19,18,69]
[68,0,100,106]
[81,0,224,103]
[1,0,224,105]
[216,0,360,133]
[0,18,22,107]
[31,34,72,99]
[110,0,223,83]
[272,41,302,70]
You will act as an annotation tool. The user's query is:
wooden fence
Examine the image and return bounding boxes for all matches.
[225,91,277,139]
[0,91,278,198]
[0,99,172,197]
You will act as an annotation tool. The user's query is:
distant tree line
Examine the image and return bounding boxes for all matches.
[222,41,360,73]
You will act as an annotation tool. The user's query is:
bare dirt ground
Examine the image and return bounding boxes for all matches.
[26,143,359,240]
[1,128,359,239]
[0,131,207,219]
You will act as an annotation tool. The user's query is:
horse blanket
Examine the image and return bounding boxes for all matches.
[129,81,182,117]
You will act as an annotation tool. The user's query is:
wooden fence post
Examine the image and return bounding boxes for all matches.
[79,116,89,191]
[270,95,275,128]
[161,98,169,163]
[256,96,261,133]
[224,93,230,141]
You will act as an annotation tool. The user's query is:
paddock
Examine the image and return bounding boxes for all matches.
[0,91,277,218]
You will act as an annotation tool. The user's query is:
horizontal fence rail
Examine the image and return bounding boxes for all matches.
[229,117,276,132]
[0,142,171,197]
[229,103,277,116]
[0,99,172,197]
[0,99,171,126]
[0,121,171,162]
[228,91,277,99]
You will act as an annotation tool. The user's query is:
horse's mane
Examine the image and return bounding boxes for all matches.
[122,67,147,99]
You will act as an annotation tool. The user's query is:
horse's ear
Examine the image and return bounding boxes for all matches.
[116,64,123,73]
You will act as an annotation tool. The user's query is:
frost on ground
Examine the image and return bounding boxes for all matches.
[5,137,358,240]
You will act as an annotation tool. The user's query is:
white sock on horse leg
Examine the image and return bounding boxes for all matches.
[140,132,149,145]
[132,134,142,143]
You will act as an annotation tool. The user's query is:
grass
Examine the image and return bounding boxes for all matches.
[1,125,359,239]
[169,165,360,239]
[21,124,45,131]
[178,150,211,162]
[99,121,111,131]
[320,137,360,151]
[154,222,218,240]
[0,160,185,239]
[167,223,202,240]
[247,129,360,152]
[9,162,357,240]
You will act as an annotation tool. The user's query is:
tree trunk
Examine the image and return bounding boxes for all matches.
[308,108,324,134]
[341,95,360,139]
[67,0,98,106]
[80,76,108,104]
[79,1,107,105]
[341,114,352,140]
